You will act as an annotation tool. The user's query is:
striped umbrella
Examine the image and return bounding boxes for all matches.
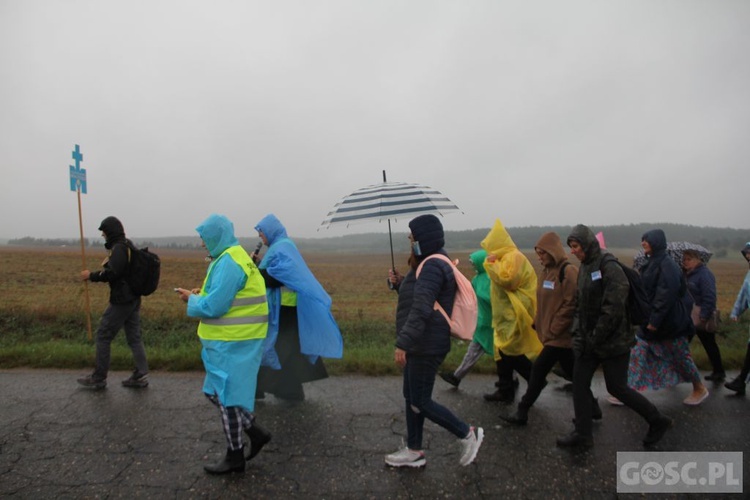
[319,171,463,269]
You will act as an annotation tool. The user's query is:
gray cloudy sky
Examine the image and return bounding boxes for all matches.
[1,0,749,242]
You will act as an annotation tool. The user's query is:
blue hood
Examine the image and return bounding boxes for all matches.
[196,214,239,258]
[255,214,287,245]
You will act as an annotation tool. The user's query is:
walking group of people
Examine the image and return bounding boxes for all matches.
[75,212,750,472]
[77,214,344,474]
[430,222,750,453]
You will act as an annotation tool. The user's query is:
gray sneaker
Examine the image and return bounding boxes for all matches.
[122,370,149,388]
[77,374,106,389]
[385,447,426,468]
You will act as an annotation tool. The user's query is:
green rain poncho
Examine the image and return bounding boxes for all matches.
[481,219,542,360]
[469,249,494,355]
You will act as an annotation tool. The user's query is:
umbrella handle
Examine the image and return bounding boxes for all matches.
[388,218,395,271]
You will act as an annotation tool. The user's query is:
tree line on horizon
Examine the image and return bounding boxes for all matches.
[6,223,750,257]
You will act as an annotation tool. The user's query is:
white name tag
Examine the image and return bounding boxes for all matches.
[543,280,555,290]
[591,270,602,281]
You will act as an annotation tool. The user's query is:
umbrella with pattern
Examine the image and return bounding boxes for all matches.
[633,241,712,272]
[319,171,463,270]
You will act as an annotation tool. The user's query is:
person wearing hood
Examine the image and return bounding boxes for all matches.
[724,242,750,395]
[557,224,671,448]
[438,249,494,388]
[627,229,708,406]
[77,216,150,389]
[683,248,724,382]
[501,231,601,425]
[175,214,272,474]
[385,214,484,468]
[253,214,343,402]
[480,220,542,403]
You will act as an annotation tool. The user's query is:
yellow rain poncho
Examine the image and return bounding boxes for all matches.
[481,219,543,360]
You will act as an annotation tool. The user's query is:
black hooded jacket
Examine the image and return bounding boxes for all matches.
[395,215,456,356]
[89,216,138,304]
[639,229,693,338]
[567,224,633,359]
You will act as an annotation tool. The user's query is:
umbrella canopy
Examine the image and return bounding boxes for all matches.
[633,241,712,272]
[319,181,462,228]
[319,174,462,270]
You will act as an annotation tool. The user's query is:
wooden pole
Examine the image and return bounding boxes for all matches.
[77,187,92,341]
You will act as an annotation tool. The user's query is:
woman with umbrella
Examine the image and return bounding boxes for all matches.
[627,229,709,406]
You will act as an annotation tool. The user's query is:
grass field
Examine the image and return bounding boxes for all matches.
[1,245,748,375]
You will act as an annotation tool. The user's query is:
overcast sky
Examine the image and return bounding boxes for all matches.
[1,0,749,242]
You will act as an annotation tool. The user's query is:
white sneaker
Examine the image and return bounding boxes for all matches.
[459,426,484,466]
[385,447,426,468]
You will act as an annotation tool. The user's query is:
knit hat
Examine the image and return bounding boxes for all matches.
[408,214,445,256]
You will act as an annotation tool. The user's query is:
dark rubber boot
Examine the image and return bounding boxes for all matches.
[245,422,272,461]
[204,447,246,475]
[500,405,528,425]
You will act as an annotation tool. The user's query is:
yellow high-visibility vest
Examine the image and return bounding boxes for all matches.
[197,246,268,341]
[280,286,298,307]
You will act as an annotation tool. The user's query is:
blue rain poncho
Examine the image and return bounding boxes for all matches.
[255,214,344,369]
[187,214,265,411]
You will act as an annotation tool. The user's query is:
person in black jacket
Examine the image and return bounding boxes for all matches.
[627,229,708,406]
[77,216,149,389]
[385,214,484,468]
[557,224,671,448]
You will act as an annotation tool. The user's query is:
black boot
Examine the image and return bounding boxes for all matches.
[484,387,515,403]
[500,405,528,425]
[204,447,246,474]
[439,371,461,388]
[724,376,746,395]
[245,422,272,461]
[556,431,593,448]
[725,346,750,395]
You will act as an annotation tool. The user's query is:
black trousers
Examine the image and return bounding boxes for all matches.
[573,351,660,437]
[519,345,574,410]
[497,350,532,392]
[695,329,724,374]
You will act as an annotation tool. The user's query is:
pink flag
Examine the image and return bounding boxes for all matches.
[596,231,607,249]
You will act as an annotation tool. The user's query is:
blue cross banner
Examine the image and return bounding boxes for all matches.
[69,144,87,194]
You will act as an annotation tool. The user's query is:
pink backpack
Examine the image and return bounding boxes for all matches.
[416,254,478,341]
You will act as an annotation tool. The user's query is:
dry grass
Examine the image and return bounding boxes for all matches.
[1,246,748,372]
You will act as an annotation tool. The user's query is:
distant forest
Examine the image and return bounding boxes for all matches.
[7,223,750,258]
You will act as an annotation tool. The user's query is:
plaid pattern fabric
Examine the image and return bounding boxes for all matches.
[206,394,254,450]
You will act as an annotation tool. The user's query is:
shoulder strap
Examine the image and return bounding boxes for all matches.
[558,261,570,283]
[416,253,455,276]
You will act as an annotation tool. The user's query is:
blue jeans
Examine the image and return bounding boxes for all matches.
[403,354,470,450]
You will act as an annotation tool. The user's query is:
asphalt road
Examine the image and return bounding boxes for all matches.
[0,368,747,499]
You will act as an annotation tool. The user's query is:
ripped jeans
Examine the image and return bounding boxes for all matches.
[403,354,470,450]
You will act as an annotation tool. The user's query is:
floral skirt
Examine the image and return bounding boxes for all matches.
[627,335,701,391]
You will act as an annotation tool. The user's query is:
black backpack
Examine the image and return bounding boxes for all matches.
[601,255,650,327]
[125,241,161,296]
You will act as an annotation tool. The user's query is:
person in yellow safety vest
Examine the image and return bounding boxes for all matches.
[176,214,271,475]
[253,213,344,401]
